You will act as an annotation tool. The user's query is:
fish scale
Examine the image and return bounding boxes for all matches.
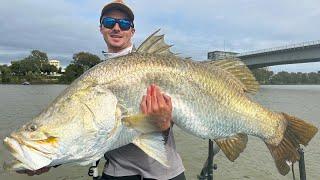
[84,53,275,140]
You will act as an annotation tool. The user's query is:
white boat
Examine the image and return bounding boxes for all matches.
[21,81,31,85]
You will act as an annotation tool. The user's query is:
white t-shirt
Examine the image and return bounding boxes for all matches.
[102,46,185,179]
[103,45,133,59]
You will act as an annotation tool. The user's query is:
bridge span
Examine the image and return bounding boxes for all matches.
[208,40,320,69]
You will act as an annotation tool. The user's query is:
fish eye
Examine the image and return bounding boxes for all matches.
[27,124,38,132]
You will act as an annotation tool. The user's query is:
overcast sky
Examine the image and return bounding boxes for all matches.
[1,0,320,72]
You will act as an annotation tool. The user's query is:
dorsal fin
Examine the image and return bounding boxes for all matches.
[136,29,175,55]
[201,58,259,94]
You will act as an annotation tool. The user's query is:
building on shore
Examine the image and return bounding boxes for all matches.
[49,59,60,69]
[207,51,239,60]
[48,59,64,76]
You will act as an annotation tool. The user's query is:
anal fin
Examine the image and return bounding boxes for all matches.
[133,133,169,167]
[215,133,248,161]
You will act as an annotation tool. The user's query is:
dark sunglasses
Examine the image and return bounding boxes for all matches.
[101,17,134,31]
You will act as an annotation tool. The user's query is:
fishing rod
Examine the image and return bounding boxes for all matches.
[197,142,307,180]
[88,160,100,180]
[198,139,220,180]
[291,146,307,180]
[297,147,306,180]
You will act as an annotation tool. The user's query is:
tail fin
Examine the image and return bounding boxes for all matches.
[266,113,318,175]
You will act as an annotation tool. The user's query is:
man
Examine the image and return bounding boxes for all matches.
[99,1,185,180]
[18,1,185,179]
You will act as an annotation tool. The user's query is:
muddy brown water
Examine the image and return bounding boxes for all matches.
[0,85,319,180]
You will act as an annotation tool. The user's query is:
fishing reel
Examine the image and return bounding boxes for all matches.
[197,139,220,180]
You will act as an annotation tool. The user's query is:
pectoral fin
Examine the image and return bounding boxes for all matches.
[215,133,248,161]
[122,114,161,133]
[133,133,169,167]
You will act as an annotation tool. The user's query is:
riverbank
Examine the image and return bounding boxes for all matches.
[0,79,64,85]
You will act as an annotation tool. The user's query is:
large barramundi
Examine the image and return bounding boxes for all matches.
[3,30,318,176]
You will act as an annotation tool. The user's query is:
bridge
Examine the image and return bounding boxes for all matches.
[207,40,320,69]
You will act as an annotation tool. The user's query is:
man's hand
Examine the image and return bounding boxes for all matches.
[140,84,173,131]
[16,167,51,176]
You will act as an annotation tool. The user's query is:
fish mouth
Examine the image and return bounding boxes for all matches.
[3,136,57,171]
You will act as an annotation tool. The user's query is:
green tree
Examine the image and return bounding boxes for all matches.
[42,64,58,74]
[271,71,291,84]
[296,72,303,84]
[59,64,84,83]
[26,50,48,61]
[11,59,41,75]
[58,67,62,74]
[24,50,50,73]
[301,73,308,84]
[59,52,101,84]
[0,65,12,83]
[268,71,320,84]
[308,72,319,84]
[25,71,41,81]
[10,50,57,76]
[252,68,274,84]
[73,52,101,71]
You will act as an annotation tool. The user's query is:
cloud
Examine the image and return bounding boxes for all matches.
[0,0,105,65]
[0,0,319,71]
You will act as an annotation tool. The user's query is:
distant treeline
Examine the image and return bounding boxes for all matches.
[251,68,320,85]
[0,50,101,84]
[1,50,320,85]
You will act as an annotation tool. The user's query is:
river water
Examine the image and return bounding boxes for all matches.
[0,85,319,180]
